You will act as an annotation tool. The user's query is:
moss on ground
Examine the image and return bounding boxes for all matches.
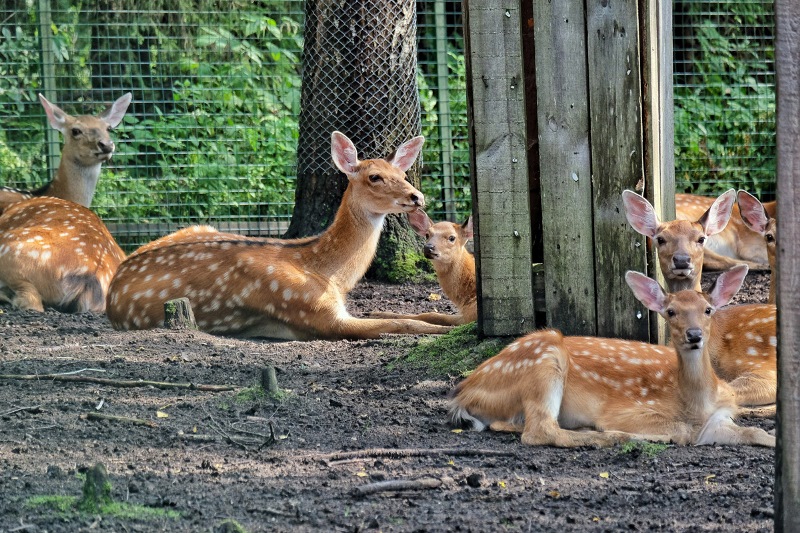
[394,322,511,376]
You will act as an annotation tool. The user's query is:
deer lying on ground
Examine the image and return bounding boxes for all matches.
[0,93,132,215]
[449,264,774,448]
[106,131,453,340]
[0,197,126,312]
[367,210,476,326]
[737,190,777,304]
[623,190,776,407]
[675,192,773,271]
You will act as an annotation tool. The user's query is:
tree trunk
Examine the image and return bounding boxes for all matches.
[287,0,423,282]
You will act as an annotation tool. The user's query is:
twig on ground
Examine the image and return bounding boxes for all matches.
[352,477,442,497]
[0,405,42,417]
[82,412,157,428]
[0,373,237,392]
[316,447,516,465]
[55,368,107,376]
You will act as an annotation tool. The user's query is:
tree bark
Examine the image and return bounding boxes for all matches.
[287,0,423,282]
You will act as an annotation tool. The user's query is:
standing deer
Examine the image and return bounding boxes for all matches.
[675,192,773,270]
[622,190,776,407]
[106,132,453,340]
[737,190,777,304]
[0,197,126,312]
[367,210,476,326]
[449,265,774,448]
[0,92,132,214]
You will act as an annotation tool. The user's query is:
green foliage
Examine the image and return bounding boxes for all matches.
[674,1,776,197]
[397,322,510,376]
[619,440,669,458]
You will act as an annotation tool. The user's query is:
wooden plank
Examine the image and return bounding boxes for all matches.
[434,0,456,221]
[640,0,675,344]
[533,0,596,335]
[464,0,535,337]
[774,0,800,528]
[37,0,59,178]
[586,0,648,340]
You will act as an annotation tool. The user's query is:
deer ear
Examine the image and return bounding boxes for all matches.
[407,209,432,237]
[622,190,660,238]
[737,190,769,234]
[389,136,424,172]
[462,216,474,240]
[708,264,748,308]
[625,271,668,313]
[99,92,132,128]
[699,189,735,236]
[39,93,68,134]
[331,131,359,176]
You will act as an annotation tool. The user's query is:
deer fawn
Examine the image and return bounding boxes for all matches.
[449,265,774,448]
[676,192,773,271]
[623,190,776,407]
[106,132,453,340]
[737,190,776,304]
[0,92,132,214]
[367,210,476,326]
[0,197,126,312]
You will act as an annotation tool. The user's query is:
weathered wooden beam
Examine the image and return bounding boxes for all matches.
[586,0,649,340]
[533,0,596,335]
[464,0,535,337]
[774,0,800,528]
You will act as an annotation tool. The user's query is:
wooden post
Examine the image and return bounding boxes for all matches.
[37,0,59,179]
[774,0,800,528]
[163,298,197,330]
[533,0,596,335]
[464,0,535,337]
[434,0,456,221]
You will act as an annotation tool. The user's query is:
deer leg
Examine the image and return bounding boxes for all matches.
[332,316,452,339]
[9,281,45,312]
[727,374,776,407]
[696,410,775,447]
[366,310,467,326]
[702,249,769,272]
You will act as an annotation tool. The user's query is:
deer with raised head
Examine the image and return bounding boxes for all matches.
[676,192,774,271]
[106,131,453,340]
[736,190,776,304]
[622,190,776,407]
[0,197,126,312]
[0,93,132,214]
[449,265,774,448]
[366,210,476,326]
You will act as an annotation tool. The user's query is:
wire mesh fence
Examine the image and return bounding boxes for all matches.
[0,1,776,251]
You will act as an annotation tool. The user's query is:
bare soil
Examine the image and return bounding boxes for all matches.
[0,271,776,532]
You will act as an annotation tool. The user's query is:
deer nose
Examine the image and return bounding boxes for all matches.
[98,140,115,154]
[685,328,703,344]
[673,254,691,269]
[423,243,436,255]
[410,193,424,208]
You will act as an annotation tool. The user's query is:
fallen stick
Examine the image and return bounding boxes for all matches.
[0,405,42,417]
[82,412,157,428]
[352,477,442,497]
[317,447,516,465]
[0,373,237,392]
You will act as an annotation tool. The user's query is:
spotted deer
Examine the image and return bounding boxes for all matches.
[106,131,453,340]
[0,197,126,312]
[736,190,777,304]
[449,265,774,448]
[676,192,774,271]
[367,210,476,326]
[623,190,776,407]
[0,92,132,214]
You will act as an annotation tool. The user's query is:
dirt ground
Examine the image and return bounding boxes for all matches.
[0,271,776,532]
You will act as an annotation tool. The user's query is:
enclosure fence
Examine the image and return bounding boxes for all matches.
[0,0,775,250]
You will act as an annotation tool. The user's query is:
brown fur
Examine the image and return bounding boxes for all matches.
[107,132,452,340]
[0,197,125,312]
[736,190,777,304]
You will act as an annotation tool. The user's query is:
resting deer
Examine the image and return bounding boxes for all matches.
[106,131,453,340]
[0,93,132,214]
[449,265,774,448]
[367,210,476,326]
[737,190,777,304]
[623,190,776,407]
[676,192,773,271]
[0,197,126,312]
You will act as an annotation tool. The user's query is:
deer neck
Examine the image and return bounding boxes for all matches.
[676,345,720,422]
[307,186,385,292]
[44,157,102,207]
[434,252,476,309]
[666,276,700,294]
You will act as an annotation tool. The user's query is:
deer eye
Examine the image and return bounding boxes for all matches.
[766,234,775,243]
[448,235,456,243]
[368,174,383,183]
[71,127,83,137]
[705,307,713,315]
[697,236,706,245]
[656,237,666,246]
[666,309,676,317]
